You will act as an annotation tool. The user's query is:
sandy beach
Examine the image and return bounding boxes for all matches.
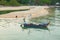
[0,6,49,18]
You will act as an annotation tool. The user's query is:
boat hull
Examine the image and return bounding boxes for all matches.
[21,22,50,30]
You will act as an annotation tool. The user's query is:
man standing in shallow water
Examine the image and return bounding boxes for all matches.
[20,14,32,27]
[25,14,32,24]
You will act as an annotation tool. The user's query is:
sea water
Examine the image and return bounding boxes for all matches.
[0,7,60,40]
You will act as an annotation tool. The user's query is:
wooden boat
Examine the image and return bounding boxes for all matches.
[20,21,50,30]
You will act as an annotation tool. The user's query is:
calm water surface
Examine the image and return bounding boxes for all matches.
[0,7,60,40]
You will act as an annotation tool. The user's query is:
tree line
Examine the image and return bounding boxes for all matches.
[0,0,60,6]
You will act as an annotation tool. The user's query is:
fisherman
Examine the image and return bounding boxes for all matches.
[20,14,32,27]
[25,14,32,24]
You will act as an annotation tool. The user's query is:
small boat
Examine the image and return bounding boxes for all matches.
[20,21,50,30]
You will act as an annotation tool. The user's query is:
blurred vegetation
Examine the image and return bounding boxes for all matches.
[0,9,29,15]
[0,0,60,6]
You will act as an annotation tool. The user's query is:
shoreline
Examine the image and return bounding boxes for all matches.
[0,6,49,18]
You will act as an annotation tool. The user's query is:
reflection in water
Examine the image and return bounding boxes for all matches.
[0,8,60,40]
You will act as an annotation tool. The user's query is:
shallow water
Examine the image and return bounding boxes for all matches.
[0,7,60,40]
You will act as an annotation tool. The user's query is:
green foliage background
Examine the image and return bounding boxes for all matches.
[0,0,60,6]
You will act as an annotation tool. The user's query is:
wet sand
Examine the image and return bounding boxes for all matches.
[0,6,49,18]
